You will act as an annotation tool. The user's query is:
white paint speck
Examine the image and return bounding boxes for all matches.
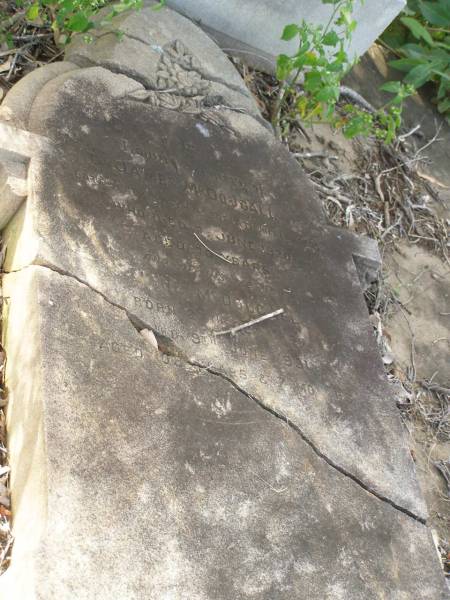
[195,122,210,137]
[184,462,195,475]
[211,398,232,417]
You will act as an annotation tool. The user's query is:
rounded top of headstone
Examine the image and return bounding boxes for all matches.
[65,0,262,121]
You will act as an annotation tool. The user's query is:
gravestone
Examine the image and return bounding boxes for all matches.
[0,2,446,598]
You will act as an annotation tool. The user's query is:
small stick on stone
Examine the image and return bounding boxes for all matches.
[398,124,421,142]
[214,308,284,336]
[338,85,376,113]
[194,233,232,264]
[293,152,338,161]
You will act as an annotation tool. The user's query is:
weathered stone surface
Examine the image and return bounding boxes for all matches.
[167,0,406,72]
[3,64,425,519]
[0,122,50,159]
[1,265,446,599]
[0,3,446,597]
[0,122,51,232]
[0,62,79,128]
[0,156,27,230]
[351,234,381,291]
[65,3,262,122]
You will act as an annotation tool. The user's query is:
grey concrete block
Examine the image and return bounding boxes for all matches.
[167,0,406,73]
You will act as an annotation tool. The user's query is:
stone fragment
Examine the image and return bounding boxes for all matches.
[0,122,50,159]
[0,157,27,230]
[1,265,447,600]
[347,232,381,291]
[167,0,406,72]
[0,123,51,231]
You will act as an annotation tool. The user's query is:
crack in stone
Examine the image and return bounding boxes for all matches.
[188,363,427,526]
[83,29,252,98]
[67,53,157,93]
[67,50,273,132]
[4,261,427,525]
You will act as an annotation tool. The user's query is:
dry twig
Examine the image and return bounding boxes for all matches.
[214,308,284,336]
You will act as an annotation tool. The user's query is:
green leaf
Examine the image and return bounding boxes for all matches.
[437,76,450,98]
[389,57,423,72]
[337,8,353,28]
[303,52,319,66]
[304,71,323,92]
[419,0,450,27]
[67,12,91,33]
[281,24,299,41]
[276,54,292,80]
[327,59,346,72]
[380,81,402,93]
[381,20,408,50]
[401,42,431,58]
[437,97,450,113]
[427,46,450,63]
[316,85,339,102]
[26,2,40,21]
[292,55,307,69]
[404,62,433,87]
[152,0,166,9]
[400,16,434,45]
[323,31,339,46]
[343,113,373,139]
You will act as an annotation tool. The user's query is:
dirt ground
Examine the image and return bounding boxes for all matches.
[263,47,450,578]
[385,233,450,550]
[349,48,450,571]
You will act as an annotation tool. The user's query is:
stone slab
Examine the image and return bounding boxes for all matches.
[3,63,425,520]
[1,265,447,599]
[166,0,406,72]
[0,3,446,596]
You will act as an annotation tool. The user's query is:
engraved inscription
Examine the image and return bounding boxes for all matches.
[133,295,175,316]
[99,339,144,359]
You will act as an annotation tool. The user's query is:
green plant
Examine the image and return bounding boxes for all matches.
[381,0,450,123]
[274,0,414,142]
[2,0,165,45]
